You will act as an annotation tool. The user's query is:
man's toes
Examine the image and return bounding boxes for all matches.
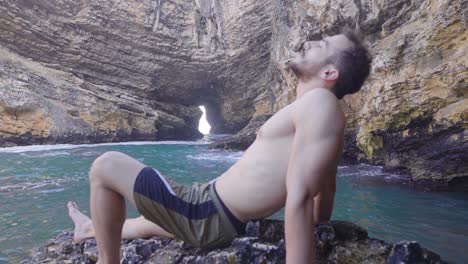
[67,201,79,210]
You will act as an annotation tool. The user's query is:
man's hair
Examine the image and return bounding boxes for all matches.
[327,31,372,99]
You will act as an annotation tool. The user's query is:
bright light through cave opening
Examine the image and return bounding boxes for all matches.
[198,106,211,134]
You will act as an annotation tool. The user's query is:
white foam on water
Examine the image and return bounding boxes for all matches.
[357,163,384,169]
[37,188,65,194]
[21,151,71,157]
[338,172,362,177]
[340,170,390,178]
[384,174,405,180]
[0,175,82,192]
[193,134,234,144]
[187,150,244,162]
[338,164,409,183]
[0,141,207,153]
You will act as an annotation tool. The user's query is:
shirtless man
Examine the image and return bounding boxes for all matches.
[68,31,371,264]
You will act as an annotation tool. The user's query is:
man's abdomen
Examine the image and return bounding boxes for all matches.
[216,137,293,221]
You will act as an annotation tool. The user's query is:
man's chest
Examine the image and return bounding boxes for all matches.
[256,105,295,139]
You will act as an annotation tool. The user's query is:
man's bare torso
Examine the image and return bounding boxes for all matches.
[215,89,345,222]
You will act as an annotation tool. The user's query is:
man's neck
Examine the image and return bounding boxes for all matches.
[296,79,332,100]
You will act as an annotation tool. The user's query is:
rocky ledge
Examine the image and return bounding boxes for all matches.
[208,115,272,150]
[22,220,445,264]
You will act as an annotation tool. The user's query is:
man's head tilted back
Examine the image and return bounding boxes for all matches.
[287,31,372,99]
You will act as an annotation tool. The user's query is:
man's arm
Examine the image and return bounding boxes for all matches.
[314,168,337,224]
[285,92,343,264]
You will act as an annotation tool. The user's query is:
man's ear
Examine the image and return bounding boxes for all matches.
[320,65,339,81]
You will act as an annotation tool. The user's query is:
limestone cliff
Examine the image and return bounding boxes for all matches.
[211,0,467,190]
[0,0,466,188]
[261,0,467,190]
[0,0,273,145]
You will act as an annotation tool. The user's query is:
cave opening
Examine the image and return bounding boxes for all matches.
[198,105,211,134]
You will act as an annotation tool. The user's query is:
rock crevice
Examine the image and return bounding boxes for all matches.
[22,220,447,264]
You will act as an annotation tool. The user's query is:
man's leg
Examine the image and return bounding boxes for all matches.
[67,201,174,243]
[88,151,147,263]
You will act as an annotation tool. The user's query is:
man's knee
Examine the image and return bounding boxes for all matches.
[89,151,122,184]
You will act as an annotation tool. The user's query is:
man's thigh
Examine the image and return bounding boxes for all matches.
[91,151,146,207]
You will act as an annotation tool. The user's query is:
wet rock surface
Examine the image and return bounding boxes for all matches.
[208,115,272,150]
[22,219,446,264]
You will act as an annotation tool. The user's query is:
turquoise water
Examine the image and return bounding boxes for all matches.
[0,139,467,263]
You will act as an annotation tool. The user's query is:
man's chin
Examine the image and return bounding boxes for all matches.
[287,61,302,77]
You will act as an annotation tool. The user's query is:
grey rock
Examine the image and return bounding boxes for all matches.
[387,241,445,264]
[21,219,446,264]
[209,115,272,150]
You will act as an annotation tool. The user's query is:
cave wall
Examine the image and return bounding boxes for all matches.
[0,0,274,145]
[0,0,466,187]
[259,0,467,188]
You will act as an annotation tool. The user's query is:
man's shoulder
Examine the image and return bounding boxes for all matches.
[294,89,342,116]
[292,89,345,131]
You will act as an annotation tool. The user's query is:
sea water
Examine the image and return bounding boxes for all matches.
[0,138,467,263]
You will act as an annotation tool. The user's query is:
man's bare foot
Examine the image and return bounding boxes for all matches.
[67,201,94,243]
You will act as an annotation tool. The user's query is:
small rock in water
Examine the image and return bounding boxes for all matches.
[387,241,445,264]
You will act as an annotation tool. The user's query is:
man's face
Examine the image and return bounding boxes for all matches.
[287,34,354,80]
